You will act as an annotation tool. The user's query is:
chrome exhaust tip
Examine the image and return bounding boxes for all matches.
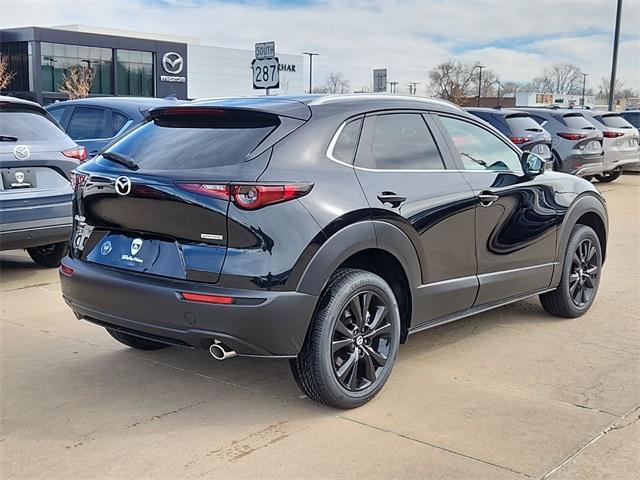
[209,341,237,360]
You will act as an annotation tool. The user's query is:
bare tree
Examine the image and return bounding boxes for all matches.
[0,54,16,90]
[427,59,482,103]
[313,72,351,94]
[59,65,95,99]
[530,63,584,94]
[500,81,524,95]
[597,76,635,99]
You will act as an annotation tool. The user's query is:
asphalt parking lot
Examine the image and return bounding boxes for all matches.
[1,175,639,480]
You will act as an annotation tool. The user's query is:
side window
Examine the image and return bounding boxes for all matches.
[357,113,444,170]
[111,111,132,137]
[48,107,65,124]
[67,107,108,140]
[330,118,362,163]
[439,116,522,173]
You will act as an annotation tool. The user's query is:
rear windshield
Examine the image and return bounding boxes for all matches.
[105,110,279,170]
[0,111,68,142]
[562,114,595,129]
[598,114,634,129]
[505,114,543,132]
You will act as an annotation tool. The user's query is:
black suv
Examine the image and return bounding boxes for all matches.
[61,95,608,408]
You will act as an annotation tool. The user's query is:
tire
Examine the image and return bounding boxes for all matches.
[540,225,602,318]
[595,167,623,183]
[106,328,169,351]
[290,268,401,409]
[26,242,68,268]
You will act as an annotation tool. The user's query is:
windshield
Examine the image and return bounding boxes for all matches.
[562,114,595,129]
[598,114,634,129]
[505,114,543,132]
[0,111,68,142]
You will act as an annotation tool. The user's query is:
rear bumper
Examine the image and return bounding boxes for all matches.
[59,257,318,357]
[604,150,640,172]
[0,217,71,250]
[558,152,605,176]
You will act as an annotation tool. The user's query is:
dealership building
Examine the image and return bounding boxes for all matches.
[0,25,305,105]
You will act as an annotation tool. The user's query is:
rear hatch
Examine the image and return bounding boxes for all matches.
[0,102,79,222]
[72,104,308,283]
[504,113,552,159]
[597,113,640,152]
[558,113,603,156]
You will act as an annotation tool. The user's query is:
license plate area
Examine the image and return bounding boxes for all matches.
[1,168,37,189]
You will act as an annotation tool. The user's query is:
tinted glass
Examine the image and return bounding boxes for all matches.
[562,114,595,129]
[112,111,131,136]
[598,115,634,129]
[621,112,640,128]
[48,107,65,123]
[505,114,543,132]
[106,113,278,170]
[440,116,522,172]
[67,107,107,140]
[0,111,68,141]
[529,114,548,126]
[331,118,361,163]
[358,114,444,169]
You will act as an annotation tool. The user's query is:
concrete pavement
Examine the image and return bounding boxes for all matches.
[1,175,639,479]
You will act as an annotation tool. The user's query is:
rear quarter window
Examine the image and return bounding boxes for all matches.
[105,110,279,170]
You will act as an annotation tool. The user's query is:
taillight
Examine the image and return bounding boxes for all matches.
[63,146,88,161]
[510,136,530,145]
[70,171,88,188]
[602,131,624,138]
[557,133,587,141]
[180,292,234,304]
[176,182,313,210]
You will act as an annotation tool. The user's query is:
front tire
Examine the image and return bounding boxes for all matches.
[595,167,623,183]
[290,269,401,409]
[540,225,602,318]
[106,328,169,351]
[26,242,68,267]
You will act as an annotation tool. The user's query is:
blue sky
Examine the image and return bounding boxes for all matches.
[7,0,640,93]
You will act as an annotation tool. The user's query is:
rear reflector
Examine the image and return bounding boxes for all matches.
[180,292,234,304]
[59,264,74,276]
[557,133,587,141]
[602,131,624,138]
[63,146,88,161]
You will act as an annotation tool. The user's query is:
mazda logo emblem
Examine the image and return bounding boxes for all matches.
[115,176,132,195]
[162,52,184,75]
[13,145,30,160]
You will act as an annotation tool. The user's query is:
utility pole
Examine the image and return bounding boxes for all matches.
[475,65,485,107]
[581,73,588,107]
[302,52,319,94]
[407,82,421,95]
[608,0,623,110]
[388,81,399,93]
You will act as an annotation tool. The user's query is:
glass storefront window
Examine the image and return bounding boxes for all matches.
[0,42,31,92]
[116,49,154,97]
[39,42,114,95]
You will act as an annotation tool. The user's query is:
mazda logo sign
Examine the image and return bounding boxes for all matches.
[162,52,184,75]
[115,176,132,195]
[13,145,30,160]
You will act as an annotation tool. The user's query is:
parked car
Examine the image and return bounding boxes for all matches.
[60,95,607,408]
[619,110,640,172]
[46,96,180,158]
[465,107,553,168]
[0,96,84,266]
[579,111,640,182]
[516,108,605,177]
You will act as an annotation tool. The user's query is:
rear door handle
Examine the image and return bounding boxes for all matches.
[478,191,499,207]
[377,192,406,208]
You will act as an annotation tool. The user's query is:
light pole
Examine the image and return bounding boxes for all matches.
[474,65,485,107]
[302,52,319,94]
[581,73,588,107]
[608,0,623,110]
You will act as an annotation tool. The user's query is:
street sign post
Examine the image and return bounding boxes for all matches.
[253,41,279,91]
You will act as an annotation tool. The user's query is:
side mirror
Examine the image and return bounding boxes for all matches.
[522,151,545,176]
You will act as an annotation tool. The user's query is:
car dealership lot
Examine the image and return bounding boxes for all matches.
[1,176,639,479]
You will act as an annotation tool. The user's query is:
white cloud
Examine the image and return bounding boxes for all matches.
[4,0,640,93]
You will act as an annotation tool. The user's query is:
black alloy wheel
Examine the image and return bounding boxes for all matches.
[331,290,392,391]
[568,238,599,308]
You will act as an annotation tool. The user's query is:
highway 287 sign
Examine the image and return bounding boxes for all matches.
[252,41,279,90]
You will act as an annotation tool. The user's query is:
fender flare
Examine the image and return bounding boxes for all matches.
[551,193,608,286]
[296,220,422,296]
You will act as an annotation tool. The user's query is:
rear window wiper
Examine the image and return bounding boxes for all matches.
[0,135,18,142]
[102,151,139,171]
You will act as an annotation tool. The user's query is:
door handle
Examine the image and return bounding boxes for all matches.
[478,191,499,207]
[377,192,406,208]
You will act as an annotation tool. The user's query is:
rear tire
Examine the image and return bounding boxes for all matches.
[595,167,623,183]
[540,225,602,318]
[106,328,169,351]
[26,242,68,267]
[290,268,401,409]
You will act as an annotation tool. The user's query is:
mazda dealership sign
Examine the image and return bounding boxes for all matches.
[160,51,186,83]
